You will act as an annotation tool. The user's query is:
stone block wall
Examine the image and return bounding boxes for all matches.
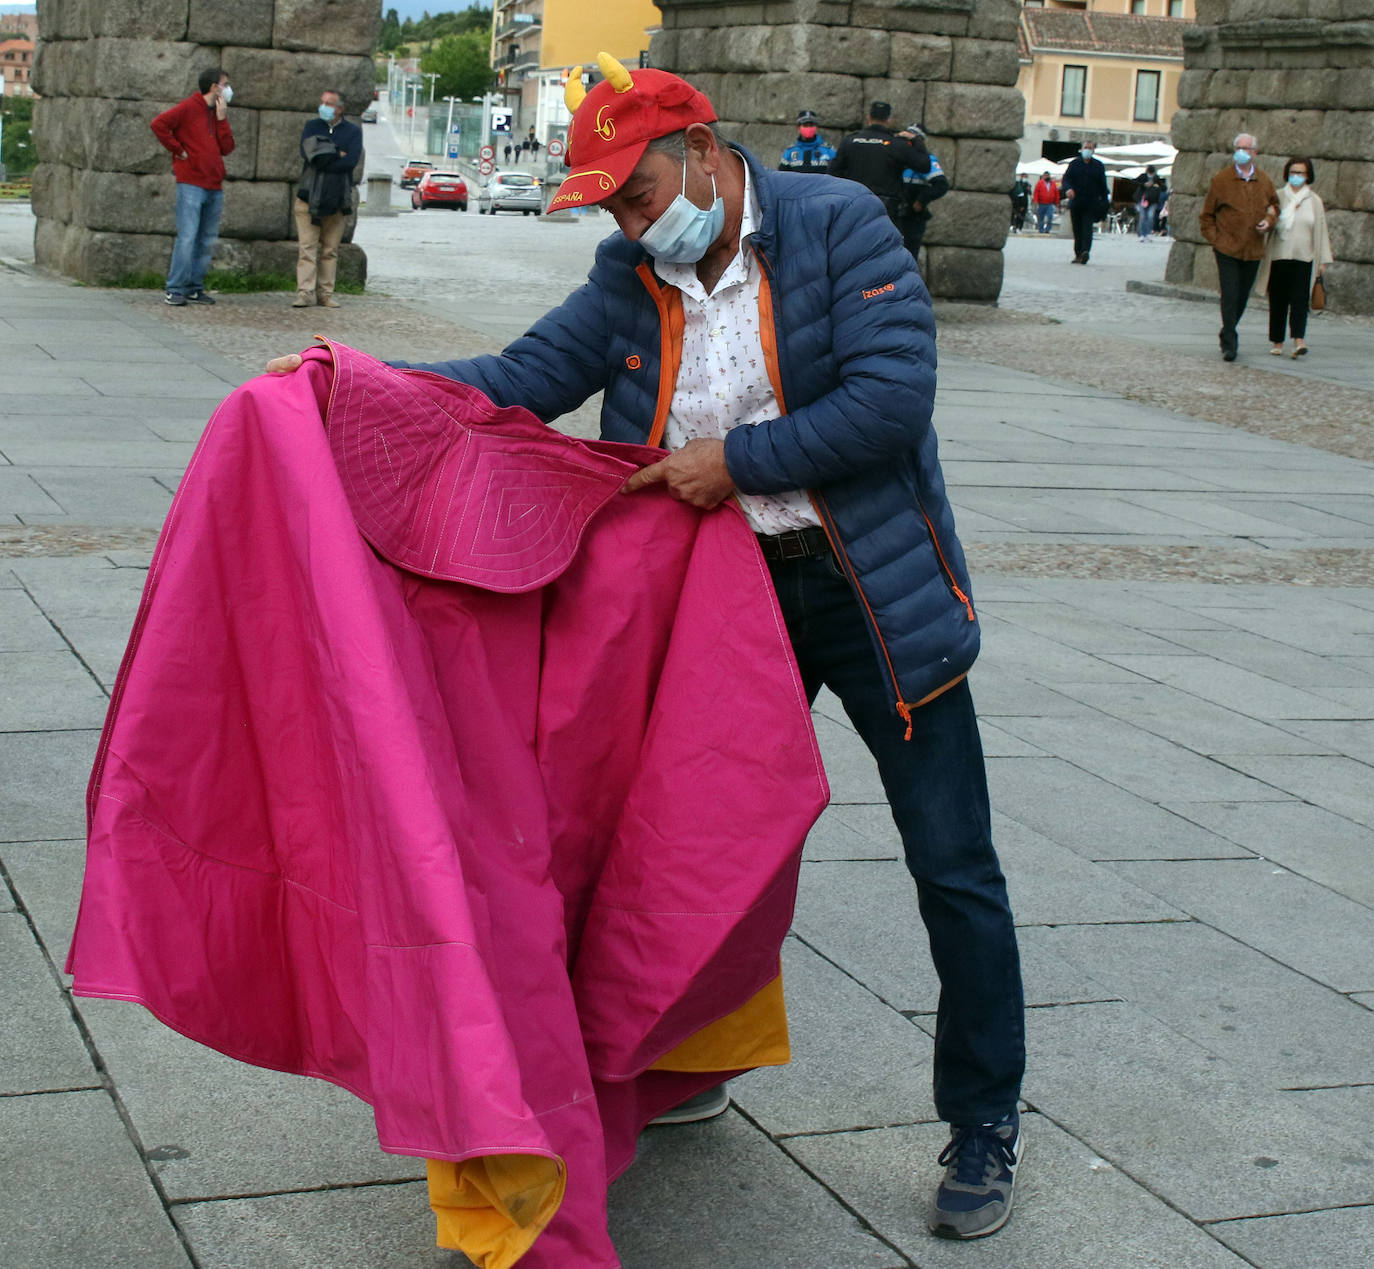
[650,0,1025,302]
[30,0,378,287]
[1167,0,1374,314]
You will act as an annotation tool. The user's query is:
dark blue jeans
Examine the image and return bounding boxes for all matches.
[767,552,1025,1125]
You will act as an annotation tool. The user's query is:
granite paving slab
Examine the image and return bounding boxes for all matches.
[1154,628,1374,689]
[0,912,99,1093]
[0,728,99,842]
[612,1112,905,1268]
[0,588,64,652]
[24,471,178,524]
[76,998,425,1200]
[6,555,149,618]
[0,440,198,469]
[812,712,886,804]
[1105,858,1374,993]
[0,468,65,515]
[1209,1204,1374,1269]
[47,614,138,689]
[787,1115,1250,1269]
[983,618,1152,684]
[0,1090,192,1269]
[0,838,85,968]
[1024,1001,1374,1222]
[820,802,901,858]
[993,715,1295,805]
[1212,755,1374,831]
[791,860,1116,1013]
[802,804,895,862]
[986,756,1255,861]
[729,936,937,1135]
[1048,680,1336,757]
[1171,801,1374,908]
[174,1182,460,1269]
[1036,921,1374,1089]
[0,650,110,731]
[1276,717,1374,759]
[988,600,1186,656]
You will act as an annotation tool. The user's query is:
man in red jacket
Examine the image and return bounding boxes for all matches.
[150,67,235,307]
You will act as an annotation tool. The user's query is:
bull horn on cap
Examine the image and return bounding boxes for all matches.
[597,51,635,94]
[565,66,586,113]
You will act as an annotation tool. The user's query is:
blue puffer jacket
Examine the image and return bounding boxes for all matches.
[395,146,979,726]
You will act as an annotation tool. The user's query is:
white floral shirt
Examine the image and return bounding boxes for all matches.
[657,163,821,534]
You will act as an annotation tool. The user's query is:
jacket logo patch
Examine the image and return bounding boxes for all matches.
[862,283,896,300]
[625,354,642,370]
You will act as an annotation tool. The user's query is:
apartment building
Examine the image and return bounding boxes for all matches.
[1,35,34,97]
[1018,0,1193,162]
[490,0,660,140]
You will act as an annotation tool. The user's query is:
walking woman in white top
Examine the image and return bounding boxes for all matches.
[1258,157,1334,358]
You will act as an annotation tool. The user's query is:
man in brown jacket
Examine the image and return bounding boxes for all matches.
[1199,132,1279,361]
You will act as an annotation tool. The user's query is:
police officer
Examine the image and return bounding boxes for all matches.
[896,122,949,267]
[779,108,836,172]
[829,101,930,236]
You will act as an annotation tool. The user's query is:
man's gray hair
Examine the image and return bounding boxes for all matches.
[1233,132,1257,148]
[646,124,725,162]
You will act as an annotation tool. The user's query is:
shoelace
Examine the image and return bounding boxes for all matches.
[938,1123,1016,1185]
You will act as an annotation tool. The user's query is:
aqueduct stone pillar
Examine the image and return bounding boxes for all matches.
[1167,0,1374,314]
[30,1,378,287]
[650,0,1024,303]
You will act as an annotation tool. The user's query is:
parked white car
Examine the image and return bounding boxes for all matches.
[477,171,542,215]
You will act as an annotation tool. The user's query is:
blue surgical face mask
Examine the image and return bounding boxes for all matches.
[1288,172,1307,188]
[1234,148,1252,166]
[1080,149,1093,160]
[220,84,233,106]
[637,162,724,265]
[318,104,337,123]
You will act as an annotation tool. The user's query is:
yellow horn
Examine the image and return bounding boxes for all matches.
[598,51,635,94]
[565,66,586,114]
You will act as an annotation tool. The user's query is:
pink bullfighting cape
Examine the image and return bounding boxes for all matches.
[66,341,828,1268]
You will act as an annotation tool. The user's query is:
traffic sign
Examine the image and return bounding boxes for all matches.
[448,145,460,159]
[478,158,494,176]
[546,138,565,158]
[479,145,494,161]
[491,109,512,133]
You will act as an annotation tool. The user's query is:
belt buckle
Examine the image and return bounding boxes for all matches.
[778,530,807,561]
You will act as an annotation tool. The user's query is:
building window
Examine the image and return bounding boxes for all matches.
[1169,0,1185,14]
[1061,65,1086,118]
[1130,0,1146,13]
[1134,70,1161,122]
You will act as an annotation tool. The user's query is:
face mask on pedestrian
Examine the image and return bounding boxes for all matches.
[798,126,818,140]
[220,84,233,105]
[1288,172,1307,188]
[1080,148,1093,160]
[1234,148,1251,166]
[319,103,337,123]
[637,161,724,265]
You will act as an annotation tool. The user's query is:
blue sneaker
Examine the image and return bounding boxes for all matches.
[164,291,187,306]
[929,1110,1022,1239]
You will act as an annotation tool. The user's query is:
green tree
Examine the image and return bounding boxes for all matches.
[379,7,401,51]
[1,95,34,178]
[420,31,492,102]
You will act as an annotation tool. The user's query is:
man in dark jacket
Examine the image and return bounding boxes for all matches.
[267,55,1025,1243]
[293,89,363,309]
[1059,139,1110,263]
[828,100,931,253]
[150,66,235,307]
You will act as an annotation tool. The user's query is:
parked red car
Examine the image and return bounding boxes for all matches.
[411,170,468,211]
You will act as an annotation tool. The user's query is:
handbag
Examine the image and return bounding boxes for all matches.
[1311,276,1326,311]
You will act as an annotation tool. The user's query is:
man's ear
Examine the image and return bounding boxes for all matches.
[686,122,719,172]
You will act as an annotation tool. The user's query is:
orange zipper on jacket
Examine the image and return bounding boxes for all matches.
[635,262,685,449]
[921,507,976,622]
[755,249,971,739]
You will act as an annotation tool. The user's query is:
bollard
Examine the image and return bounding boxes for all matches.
[362,173,397,217]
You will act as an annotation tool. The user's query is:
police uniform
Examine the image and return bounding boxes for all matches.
[828,118,930,226]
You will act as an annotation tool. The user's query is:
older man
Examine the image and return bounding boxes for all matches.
[1200,132,1279,361]
[269,54,1025,1243]
[293,88,363,309]
[1059,139,1109,264]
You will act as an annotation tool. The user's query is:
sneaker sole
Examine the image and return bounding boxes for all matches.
[928,1128,1024,1241]
[648,1088,731,1126]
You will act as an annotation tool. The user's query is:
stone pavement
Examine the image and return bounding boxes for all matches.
[2,202,1372,1269]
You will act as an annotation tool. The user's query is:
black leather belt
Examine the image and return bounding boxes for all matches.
[755,526,832,563]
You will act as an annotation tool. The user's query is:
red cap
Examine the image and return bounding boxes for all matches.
[547,54,716,215]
